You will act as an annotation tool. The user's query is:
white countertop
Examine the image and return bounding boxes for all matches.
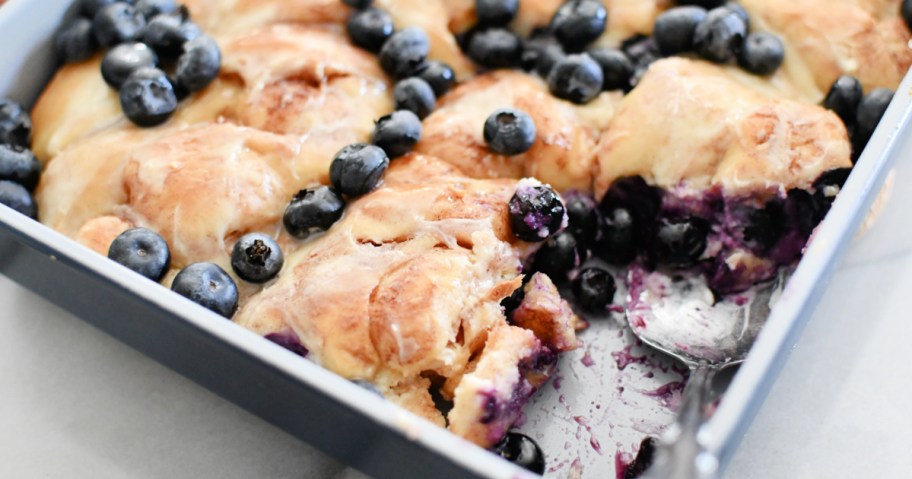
[1,161,911,478]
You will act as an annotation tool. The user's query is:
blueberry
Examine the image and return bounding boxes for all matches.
[329,143,390,197]
[493,432,545,475]
[94,3,147,48]
[230,233,284,283]
[175,35,221,93]
[0,99,31,148]
[622,437,657,479]
[134,0,179,18]
[724,2,750,30]
[783,189,821,236]
[501,282,526,319]
[475,0,519,27]
[119,67,178,127]
[678,0,725,7]
[595,207,637,265]
[101,42,159,88]
[0,180,36,219]
[572,266,616,313]
[412,61,455,97]
[587,48,634,91]
[483,108,536,156]
[468,28,522,69]
[823,75,863,128]
[547,54,603,104]
[549,0,608,52]
[652,217,710,268]
[744,202,785,253]
[599,176,663,229]
[371,110,422,158]
[621,35,662,87]
[393,77,437,119]
[171,262,239,318]
[521,34,565,78]
[54,18,99,64]
[107,227,171,281]
[79,0,118,18]
[812,167,852,215]
[854,88,894,155]
[343,0,373,8]
[141,13,202,58]
[0,145,41,191]
[508,184,566,242]
[693,6,747,63]
[283,185,346,239]
[346,7,394,53]
[532,231,579,282]
[653,6,707,56]
[565,195,598,245]
[379,27,430,78]
[738,32,784,75]
[904,0,912,31]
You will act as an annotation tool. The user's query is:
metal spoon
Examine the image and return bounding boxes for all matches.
[625,268,787,479]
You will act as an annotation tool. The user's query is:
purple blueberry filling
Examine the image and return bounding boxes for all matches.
[480,346,558,444]
[265,330,309,357]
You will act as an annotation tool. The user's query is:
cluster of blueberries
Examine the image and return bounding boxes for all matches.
[54,0,221,127]
[0,101,40,220]
[823,76,894,162]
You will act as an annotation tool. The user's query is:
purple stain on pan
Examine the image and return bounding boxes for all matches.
[264,330,309,357]
[573,416,603,454]
[644,380,686,410]
[581,349,596,367]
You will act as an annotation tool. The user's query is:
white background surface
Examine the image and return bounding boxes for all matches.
[1,172,910,479]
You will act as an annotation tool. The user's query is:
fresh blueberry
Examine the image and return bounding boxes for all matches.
[230,233,284,283]
[413,61,456,97]
[653,6,707,56]
[823,75,863,128]
[475,0,519,27]
[587,48,634,91]
[724,2,750,30]
[547,53,603,104]
[119,67,178,127]
[346,7,394,53]
[468,28,522,69]
[134,0,179,18]
[79,0,118,18]
[329,143,390,197]
[621,35,662,87]
[693,6,747,63]
[107,227,171,281]
[54,18,99,64]
[595,207,637,265]
[483,108,536,156]
[141,13,202,58]
[549,0,608,52]
[565,194,598,245]
[738,32,784,75]
[508,184,566,242]
[371,110,422,158]
[0,99,31,148]
[532,231,579,282]
[379,27,430,78]
[0,180,37,219]
[101,42,159,88]
[678,0,725,7]
[854,88,894,155]
[265,331,309,357]
[283,185,346,239]
[572,266,616,313]
[0,145,41,191]
[343,0,373,8]
[521,34,565,78]
[622,437,657,479]
[93,3,147,48]
[652,217,710,268]
[493,432,545,475]
[393,77,437,119]
[812,167,852,215]
[175,35,221,93]
[171,262,239,318]
[904,0,912,31]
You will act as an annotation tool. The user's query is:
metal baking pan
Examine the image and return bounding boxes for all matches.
[0,0,907,477]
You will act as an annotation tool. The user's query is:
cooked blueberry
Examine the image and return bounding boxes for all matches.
[101,42,159,88]
[652,217,709,268]
[468,28,522,69]
[0,100,31,149]
[823,75,863,128]
[175,35,221,93]
[622,437,657,479]
[854,88,894,155]
[379,27,430,78]
[521,34,565,78]
[904,0,912,31]
[343,0,373,8]
[493,432,545,475]
[0,180,36,219]
[501,283,526,319]
[231,233,284,283]
[330,143,390,197]
[141,13,202,58]
[565,194,598,245]
[413,61,456,97]
[572,267,616,313]
[107,227,171,281]
[119,67,178,127]
[54,17,99,64]
[587,48,634,91]
[265,331,309,357]
[283,186,345,239]
[693,6,747,63]
[785,188,823,236]
[94,3,147,48]
[812,167,852,215]
[79,0,118,18]
[595,207,637,265]
[475,0,518,27]
[0,145,40,191]
[550,0,608,52]
[483,108,536,156]
[134,0,179,18]
[509,184,566,242]
[599,176,663,229]
[738,32,784,75]
[621,35,663,88]
[678,0,725,7]
[371,110,422,158]
[532,231,579,282]
[547,54,603,104]
[346,7,394,53]
[744,201,784,253]
[171,262,239,318]
[393,77,437,119]
[653,6,707,56]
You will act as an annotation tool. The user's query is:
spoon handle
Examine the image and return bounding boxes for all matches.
[641,366,720,479]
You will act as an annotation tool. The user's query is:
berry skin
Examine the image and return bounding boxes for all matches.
[596,207,638,265]
[379,27,430,78]
[623,437,657,479]
[622,35,662,88]
[493,432,545,475]
[653,6,707,56]
[107,227,172,282]
[0,145,41,191]
[54,18,99,64]
[329,143,390,197]
[854,88,894,154]
[0,99,32,148]
[393,77,437,119]
[587,48,634,91]
[230,233,284,283]
[532,231,579,282]
[174,35,221,93]
[521,34,565,78]
[413,61,455,97]
[134,0,180,18]
[572,266,616,313]
[475,0,519,27]
[468,28,523,69]
[693,6,747,63]
[738,32,784,75]
[550,0,608,52]
[0,180,37,219]
[119,67,179,127]
[547,54,603,104]
[508,184,566,242]
[102,42,159,89]
[652,217,710,268]
[79,0,118,18]
[93,3,147,48]
[141,13,202,58]
[904,0,912,31]
[371,110,423,158]
[824,75,863,128]
[347,7,394,53]
[565,194,598,245]
[343,0,373,8]
[483,108,536,156]
[171,262,239,318]
[283,186,346,239]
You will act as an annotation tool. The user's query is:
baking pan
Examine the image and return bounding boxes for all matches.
[0,0,907,477]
